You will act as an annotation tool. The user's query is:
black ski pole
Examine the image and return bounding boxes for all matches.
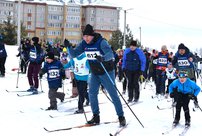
[101,86,113,103]
[99,62,144,128]
[83,108,88,123]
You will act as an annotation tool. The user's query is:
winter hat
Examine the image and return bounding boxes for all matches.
[178,43,186,50]
[46,52,55,60]
[130,40,137,46]
[32,37,39,44]
[63,47,67,53]
[83,24,94,36]
[161,45,167,51]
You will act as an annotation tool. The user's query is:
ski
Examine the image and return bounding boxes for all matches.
[17,91,44,97]
[123,101,142,108]
[5,90,29,93]
[179,125,190,136]
[109,123,128,136]
[44,120,118,132]
[49,111,91,118]
[157,105,172,110]
[162,124,178,135]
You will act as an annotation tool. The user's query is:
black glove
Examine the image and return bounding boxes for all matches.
[39,70,44,79]
[95,55,103,62]
[62,75,66,80]
[170,93,174,98]
[188,94,195,100]
[64,39,70,48]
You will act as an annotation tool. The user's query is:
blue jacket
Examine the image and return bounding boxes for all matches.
[68,33,114,75]
[122,48,146,72]
[29,44,44,64]
[169,78,201,96]
[63,53,90,81]
[0,42,7,58]
[42,60,64,89]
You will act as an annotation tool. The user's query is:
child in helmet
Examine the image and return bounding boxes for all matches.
[169,71,201,126]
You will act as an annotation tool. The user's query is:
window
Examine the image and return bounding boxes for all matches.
[28,9,31,13]
[27,25,31,30]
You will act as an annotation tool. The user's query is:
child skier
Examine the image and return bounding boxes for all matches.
[165,62,177,98]
[63,53,90,114]
[39,52,65,110]
[169,71,201,126]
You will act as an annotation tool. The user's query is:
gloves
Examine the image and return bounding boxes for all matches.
[95,55,103,62]
[64,39,70,48]
[139,75,144,83]
[39,70,44,79]
[39,73,43,79]
[188,94,195,100]
[194,100,199,108]
[62,75,66,80]
[170,93,174,98]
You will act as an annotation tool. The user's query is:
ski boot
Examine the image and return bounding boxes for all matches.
[87,114,100,125]
[119,116,126,127]
[172,119,179,126]
[185,120,190,127]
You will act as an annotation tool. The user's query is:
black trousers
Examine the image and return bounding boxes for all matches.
[0,57,7,75]
[125,70,140,100]
[175,93,190,122]
[76,80,89,110]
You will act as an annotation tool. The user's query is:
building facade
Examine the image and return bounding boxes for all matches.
[1,0,120,45]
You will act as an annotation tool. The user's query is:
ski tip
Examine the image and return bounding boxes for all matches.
[43,127,49,132]
[109,133,113,136]
[49,115,54,118]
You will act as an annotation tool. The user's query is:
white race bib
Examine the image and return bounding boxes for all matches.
[30,51,37,59]
[85,51,101,60]
[178,60,190,67]
[158,58,167,64]
[48,69,60,78]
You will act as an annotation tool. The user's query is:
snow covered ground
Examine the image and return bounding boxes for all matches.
[0,45,202,136]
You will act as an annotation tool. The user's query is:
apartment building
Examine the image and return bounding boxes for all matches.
[1,0,120,44]
[0,0,14,24]
[82,0,120,40]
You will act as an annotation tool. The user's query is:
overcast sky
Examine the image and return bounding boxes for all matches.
[107,0,202,51]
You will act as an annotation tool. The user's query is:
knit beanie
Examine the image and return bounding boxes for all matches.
[46,52,54,60]
[83,24,94,36]
[32,37,39,44]
[178,43,186,50]
[130,40,137,46]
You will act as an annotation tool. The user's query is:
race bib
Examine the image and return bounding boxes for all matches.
[158,58,167,64]
[178,60,190,67]
[48,69,60,78]
[30,51,37,59]
[85,51,101,60]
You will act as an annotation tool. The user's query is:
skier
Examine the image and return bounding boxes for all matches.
[154,45,171,97]
[64,24,126,127]
[27,37,44,94]
[172,43,196,81]
[165,62,177,99]
[0,34,7,77]
[122,40,146,102]
[16,39,30,74]
[39,52,65,110]
[169,71,201,126]
[63,53,90,114]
